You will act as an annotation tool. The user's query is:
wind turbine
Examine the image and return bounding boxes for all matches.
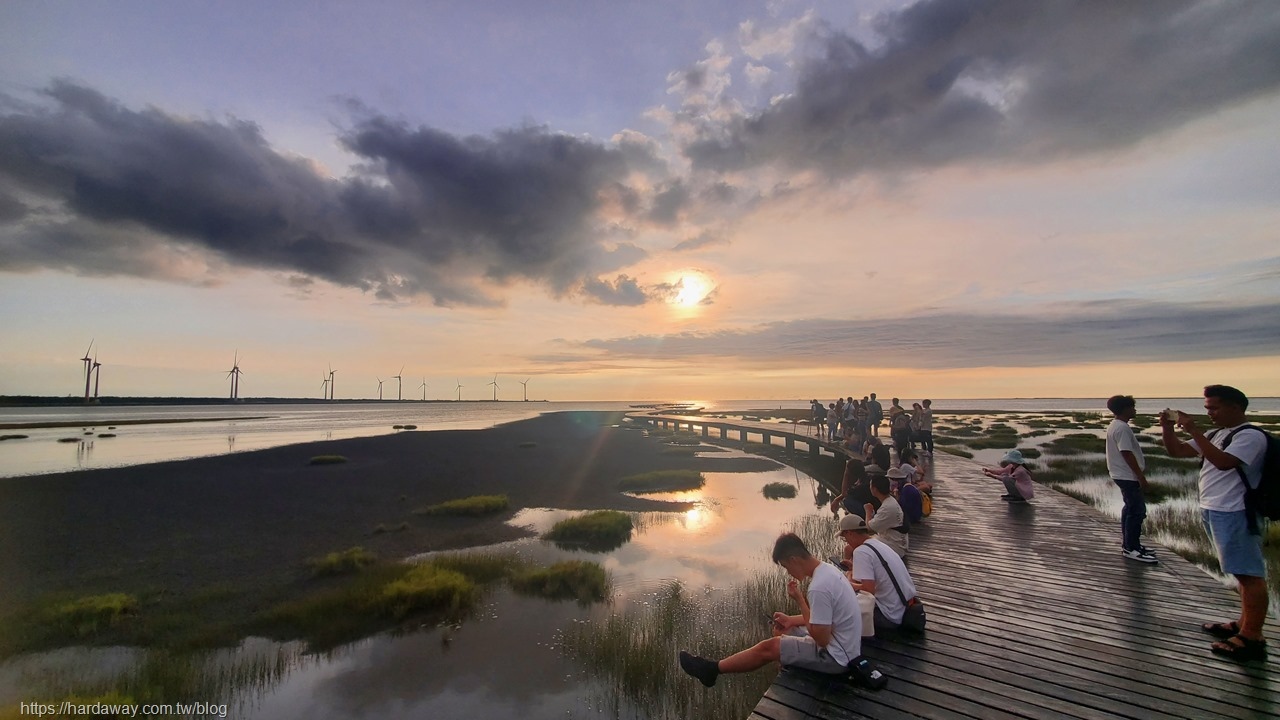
[91,354,102,402]
[328,365,336,401]
[226,352,243,400]
[376,377,384,401]
[488,374,500,401]
[80,340,94,403]
[455,378,463,401]
[320,374,329,399]
[394,365,404,401]
[419,378,427,401]
[520,378,530,402]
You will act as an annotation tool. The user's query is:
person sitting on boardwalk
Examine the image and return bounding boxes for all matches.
[898,475,925,525]
[983,449,1035,503]
[678,532,862,686]
[1160,384,1269,662]
[898,448,934,495]
[837,515,921,635]
[831,458,877,517]
[866,474,908,557]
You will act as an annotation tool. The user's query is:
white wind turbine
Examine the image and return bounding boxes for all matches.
[455,378,463,401]
[328,365,336,400]
[488,374,500,401]
[419,378,428,401]
[80,340,94,403]
[376,377,384,400]
[226,351,243,400]
[394,365,404,401]
[520,377,530,402]
[320,374,329,399]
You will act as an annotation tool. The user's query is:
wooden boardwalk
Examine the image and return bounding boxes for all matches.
[627,412,1280,720]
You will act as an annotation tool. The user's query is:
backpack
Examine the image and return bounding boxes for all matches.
[1216,425,1280,532]
[920,492,933,517]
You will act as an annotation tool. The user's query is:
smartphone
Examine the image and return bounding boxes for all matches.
[763,613,780,626]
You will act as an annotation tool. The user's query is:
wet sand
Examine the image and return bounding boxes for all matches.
[0,411,783,614]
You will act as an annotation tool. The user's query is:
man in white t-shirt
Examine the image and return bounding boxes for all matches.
[1105,395,1155,563]
[837,514,920,634]
[678,532,862,686]
[1161,384,1269,662]
[865,474,908,557]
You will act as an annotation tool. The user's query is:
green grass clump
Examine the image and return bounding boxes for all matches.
[379,566,476,619]
[967,435,1019,450]
[415,494,510,516]
[430,551,527,583]
[618,470,705,493]
[308,455,347,465]
[307,547,377,577]
[44,594,137,638]
[1041,433,1106,455]
[761,482,798,499]
[937,447,975,459]
[0,434,30,441]
[57,437,81,443]
[510,561,610,605]
[544,511,634,551]
[1046,458,1109,477]
[1016,447,1042,459]
[1025,429,1053,438]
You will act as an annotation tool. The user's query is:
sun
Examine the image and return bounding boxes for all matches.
[672,271,713,308]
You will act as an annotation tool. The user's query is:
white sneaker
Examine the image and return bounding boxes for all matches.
[1122,549,1158,564]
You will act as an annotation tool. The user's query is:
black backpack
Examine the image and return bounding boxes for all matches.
[1215,425,1280,533]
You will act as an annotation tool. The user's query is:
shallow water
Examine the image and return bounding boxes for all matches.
[1,448,829,719]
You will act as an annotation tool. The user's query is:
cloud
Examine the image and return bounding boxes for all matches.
[684,1,1280,176]
[0,81,665,306]
[579,300,1280,369]
[580,274,649,306]
[671,231,727,252]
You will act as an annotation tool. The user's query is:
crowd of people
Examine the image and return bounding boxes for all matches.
[680,384,1271,693]
[682,392,933,689]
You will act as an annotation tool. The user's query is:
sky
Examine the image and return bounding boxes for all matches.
[1,0,1279,402]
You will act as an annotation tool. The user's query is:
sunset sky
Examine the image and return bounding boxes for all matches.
[2,0,1278,401]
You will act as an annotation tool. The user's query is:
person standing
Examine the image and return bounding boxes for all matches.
[868,393,883,437]
[678,532,862,685]
[919,400,935,456]
[1106,395,1156,563]
[1161,385,1269,661]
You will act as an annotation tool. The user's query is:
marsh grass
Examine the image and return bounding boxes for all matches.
[307,455,347,465]
[937,447,974,459]
[44,594,137,638]
[544,510,634,551]
[0,434,29,441]
[1016,447,1042,459]
[306,547,377,577]
[761,482,798,499]
[415,494,510,516]
[1041,434,1106,455]
[563,513,837,720]
[618,470,705,493]
[965,436,1019,450]
[510,561,610,605]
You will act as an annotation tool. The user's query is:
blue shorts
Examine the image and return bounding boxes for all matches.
[1201,509,1266,578]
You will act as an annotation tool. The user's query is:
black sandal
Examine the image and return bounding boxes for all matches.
[1201,620,1240,639]
[1210,635,1267,662]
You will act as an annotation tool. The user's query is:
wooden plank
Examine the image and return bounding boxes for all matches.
[737,429,1280,720]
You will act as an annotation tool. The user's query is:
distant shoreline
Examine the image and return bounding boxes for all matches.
[0,396,551,408]
[0,416,273,430]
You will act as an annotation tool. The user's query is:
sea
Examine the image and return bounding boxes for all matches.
[1,397,1277,479]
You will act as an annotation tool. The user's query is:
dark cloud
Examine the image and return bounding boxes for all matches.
[0,81,663,305]
[686,0,1280,176]
[580,300,1280,369]
[646,181,689,225]
[671,231,726,252]
[580,274,649,306]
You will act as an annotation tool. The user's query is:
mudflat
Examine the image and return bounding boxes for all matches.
[0,411,781,614]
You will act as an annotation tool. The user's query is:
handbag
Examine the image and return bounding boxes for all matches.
[865,543,926,632]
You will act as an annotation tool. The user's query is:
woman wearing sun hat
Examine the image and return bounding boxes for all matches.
[982,449,1035,503]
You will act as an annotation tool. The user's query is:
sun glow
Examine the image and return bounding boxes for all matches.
[671,271,713,308]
